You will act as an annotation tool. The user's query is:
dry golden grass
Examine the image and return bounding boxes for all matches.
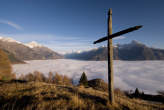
[0,49,15,80]
[0,81,163,110]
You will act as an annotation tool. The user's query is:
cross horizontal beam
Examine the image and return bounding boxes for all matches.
[93,25,142,44]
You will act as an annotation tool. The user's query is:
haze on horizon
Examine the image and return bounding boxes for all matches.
[0,0,164,54]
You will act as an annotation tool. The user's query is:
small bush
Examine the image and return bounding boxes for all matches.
[23,73,35,81]
[33,71,46,82]
[63,75,72,86]
[52,73,72,86]
[52,72,63,84]
[157,90,164,96]
[47,72,53,83]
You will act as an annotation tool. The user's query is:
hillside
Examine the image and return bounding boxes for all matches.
[0,49,15,80]
[65,40,164,61]
[0,81,163,110]
[27,41,62,59]
[2,49,24,64]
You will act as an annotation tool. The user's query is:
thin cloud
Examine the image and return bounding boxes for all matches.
[113,36,126,40]
[0,20,23,30]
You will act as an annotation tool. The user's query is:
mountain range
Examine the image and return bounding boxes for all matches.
[1,37,164,62]
[65,40,164,61]
[0,37,63,63]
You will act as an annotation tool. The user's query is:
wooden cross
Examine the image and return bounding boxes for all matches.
[93,8,142,104]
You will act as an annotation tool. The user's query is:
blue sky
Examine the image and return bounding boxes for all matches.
[0,0,164,54]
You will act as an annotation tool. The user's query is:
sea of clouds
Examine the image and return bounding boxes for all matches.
[13,59,164,94]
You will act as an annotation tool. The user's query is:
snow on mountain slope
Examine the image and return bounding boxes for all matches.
[0,37,43,48]
[0,36,22,44]
[25,41,43,48]
[116,40,145,49]
[66,41,143,55]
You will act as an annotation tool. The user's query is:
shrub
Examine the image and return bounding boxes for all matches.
[18,71,73,86]
[33,71,46,82]
[52,72,63,84]
[47,72,53,83]
[24,73,35,81]
[88,78,108,91]
[157,90,164,96]
[63,75,72,86]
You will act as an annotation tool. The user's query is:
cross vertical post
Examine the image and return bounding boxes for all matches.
[108,8,114,104]
[93,8,142,106]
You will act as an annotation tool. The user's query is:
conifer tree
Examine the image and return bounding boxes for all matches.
[134,88,140,97]
[79,72,88,86]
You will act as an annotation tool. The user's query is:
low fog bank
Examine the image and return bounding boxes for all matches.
[13,59,164,94]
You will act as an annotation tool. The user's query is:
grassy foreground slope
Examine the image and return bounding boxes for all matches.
[0,81,163,110]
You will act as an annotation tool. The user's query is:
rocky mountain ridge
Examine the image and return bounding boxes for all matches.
[65,40,164,60]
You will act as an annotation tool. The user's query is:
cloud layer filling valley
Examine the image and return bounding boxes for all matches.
[13,59,164,94]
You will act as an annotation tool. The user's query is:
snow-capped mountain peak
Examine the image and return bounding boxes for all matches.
[116,40,145,49]
[130,40,143,45]
[25,41,43,48]
[70,47,100,54]
[0,36,22,44]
